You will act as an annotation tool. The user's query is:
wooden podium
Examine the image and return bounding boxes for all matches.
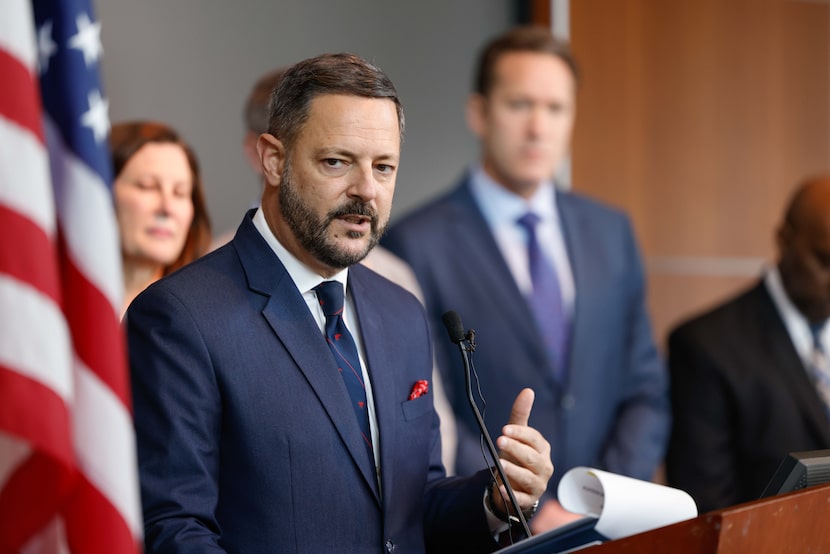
[583,483,830,553]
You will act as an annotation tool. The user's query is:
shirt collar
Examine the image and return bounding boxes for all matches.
[764,265,827,358]
[468,165,558,228]
[252,207,349,295]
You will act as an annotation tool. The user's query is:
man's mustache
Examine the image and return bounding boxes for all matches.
[327,202,378,223]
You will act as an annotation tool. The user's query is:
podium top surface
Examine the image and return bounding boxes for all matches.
[575,483,830,554]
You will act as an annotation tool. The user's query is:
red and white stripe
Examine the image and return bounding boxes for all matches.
[0,1,141,552]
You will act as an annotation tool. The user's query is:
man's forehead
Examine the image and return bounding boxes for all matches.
[301,94,402,147]
[490,52,575,92]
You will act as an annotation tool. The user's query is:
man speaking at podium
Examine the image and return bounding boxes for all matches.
[126,52,552,553]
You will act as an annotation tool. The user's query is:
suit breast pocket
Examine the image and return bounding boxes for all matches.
[400,397,433,421]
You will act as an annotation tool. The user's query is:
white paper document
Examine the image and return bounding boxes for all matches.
[557,466,698,540]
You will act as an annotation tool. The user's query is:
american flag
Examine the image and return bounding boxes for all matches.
[0,0,141,552]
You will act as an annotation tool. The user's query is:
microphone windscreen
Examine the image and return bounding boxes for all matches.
[442,310,466,343]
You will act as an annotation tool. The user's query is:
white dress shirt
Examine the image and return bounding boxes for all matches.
[468,166,575,317]
[252,208,380,471]
[764,265,828,370]
[254,208,514,533]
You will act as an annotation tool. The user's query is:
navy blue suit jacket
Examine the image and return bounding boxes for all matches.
[127,211,497,553]
[666,280,830,513]
[382,176,670,496]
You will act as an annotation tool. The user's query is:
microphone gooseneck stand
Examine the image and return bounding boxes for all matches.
[441,310,532,538]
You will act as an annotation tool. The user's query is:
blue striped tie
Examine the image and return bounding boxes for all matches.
[314,281,373,456]
[517,212,569,381]
[808,322,830,419]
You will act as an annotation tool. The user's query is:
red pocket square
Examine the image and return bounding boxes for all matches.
[408,380,429,400]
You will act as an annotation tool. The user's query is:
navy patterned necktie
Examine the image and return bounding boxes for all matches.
[314,281,373,455]
[516,212,569,380]
[808,322,830,419]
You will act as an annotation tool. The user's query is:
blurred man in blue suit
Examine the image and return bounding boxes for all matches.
[127,52,552,553]
[383,26,670,532]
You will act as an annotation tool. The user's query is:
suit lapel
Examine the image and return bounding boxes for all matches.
[557,192,602,390]
[234,213,380,501]
[754,285,830,445]
[350,267,396,507]
[447,181,554,387]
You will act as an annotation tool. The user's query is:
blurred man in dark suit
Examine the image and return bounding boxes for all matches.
[667,175,830,513]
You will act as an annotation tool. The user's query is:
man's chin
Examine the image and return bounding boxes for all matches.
[499,172,550,195]
[345,242,375,263]
[799,300,830,325]
[323,238,376,267]
[807,309,830,325]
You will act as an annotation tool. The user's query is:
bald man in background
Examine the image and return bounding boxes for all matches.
[667,175,830,513]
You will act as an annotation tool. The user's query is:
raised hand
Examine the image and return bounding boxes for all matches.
[490,388,554,517]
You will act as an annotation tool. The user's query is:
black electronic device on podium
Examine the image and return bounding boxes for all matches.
[760,449,830,498]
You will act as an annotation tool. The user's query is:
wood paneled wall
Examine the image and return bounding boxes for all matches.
[569,0,830,348]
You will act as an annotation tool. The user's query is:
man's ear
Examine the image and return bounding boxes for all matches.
[257,133,286,187]
[466,93,487,138]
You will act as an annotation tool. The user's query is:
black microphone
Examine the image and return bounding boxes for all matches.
[441,310,532,537]
[442,310,467,343]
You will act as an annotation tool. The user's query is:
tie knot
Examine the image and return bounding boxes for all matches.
[516,212,542,232]
[811,321,827,351]
[314,281,345,317]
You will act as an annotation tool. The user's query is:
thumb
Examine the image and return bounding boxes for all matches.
[508,388,535,426]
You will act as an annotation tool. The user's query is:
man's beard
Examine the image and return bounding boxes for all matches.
[279,162,384,270]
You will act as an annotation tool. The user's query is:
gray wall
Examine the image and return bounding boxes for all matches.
[98,1,513,237]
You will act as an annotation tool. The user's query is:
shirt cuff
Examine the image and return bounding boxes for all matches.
[483,487,510,536]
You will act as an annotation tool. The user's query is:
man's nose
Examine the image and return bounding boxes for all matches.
[347,165,378,202]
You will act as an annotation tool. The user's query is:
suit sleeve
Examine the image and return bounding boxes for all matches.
[126,286,226,553]
[666,325,739,513]
[598,220,671,481]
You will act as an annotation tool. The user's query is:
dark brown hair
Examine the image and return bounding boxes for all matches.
[110,121,212,275]
[474,25,580,96]
[267,53,404,149]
